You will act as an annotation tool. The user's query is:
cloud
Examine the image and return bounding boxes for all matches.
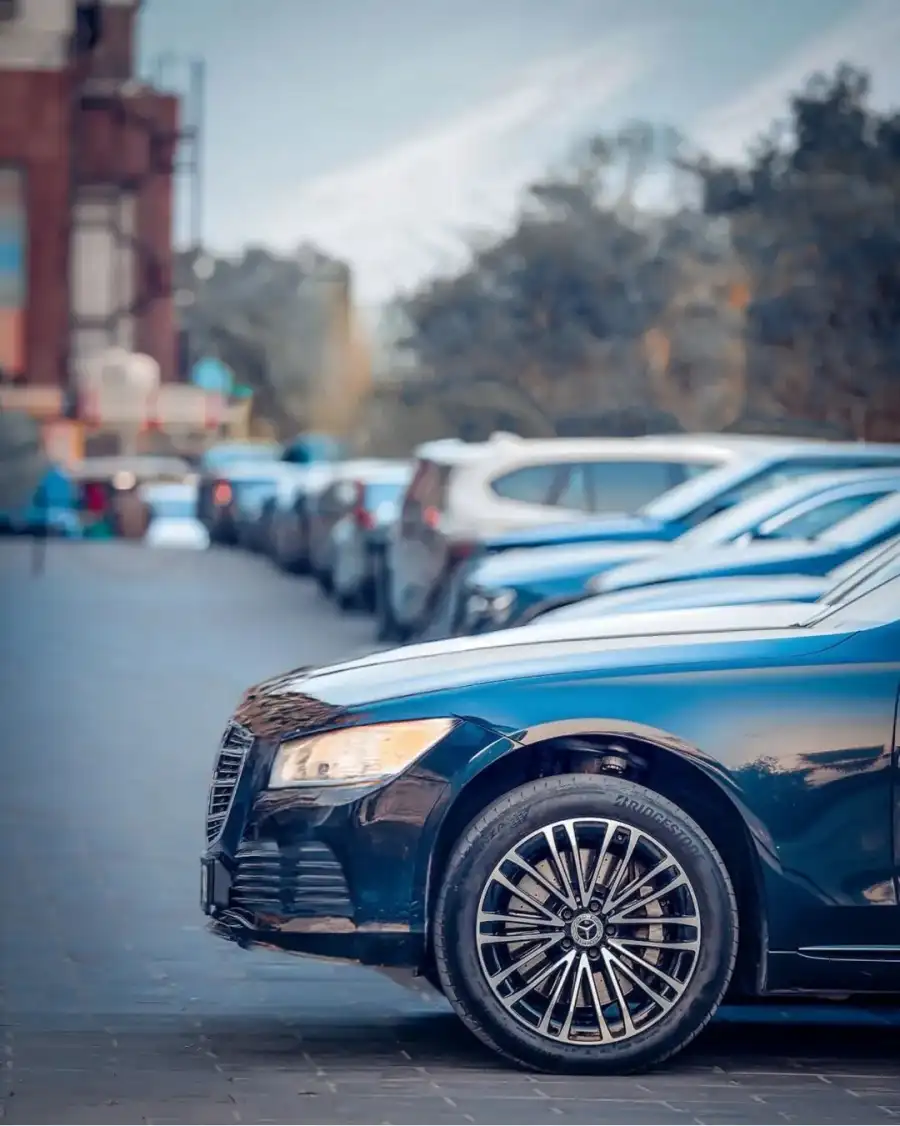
[694,0,900,162]
[255,36,654,304]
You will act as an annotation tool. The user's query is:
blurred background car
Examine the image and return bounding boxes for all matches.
[592,490,900,597]
[381,432,744,642]
[527,534,900,627]
[308,459,411,594]
[266,463,336,573]
[329,461,412,610]
[71,455,193,540]
[195,433,341,534]
[414,440,900,641]
[202,462,287,546]
[453,468,900,634]
[142,482,210,550]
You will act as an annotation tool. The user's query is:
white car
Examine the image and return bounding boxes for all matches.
[142,483,210,550]
[383,433,742,640]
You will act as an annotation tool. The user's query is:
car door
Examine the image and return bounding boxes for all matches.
[763,576,900,989]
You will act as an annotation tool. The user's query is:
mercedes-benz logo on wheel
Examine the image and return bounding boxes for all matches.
[571,912,604,947]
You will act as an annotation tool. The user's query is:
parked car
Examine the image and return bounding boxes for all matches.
[385,437,900,643]
[196,434,340,533]
[453,470,900,633]
[382,433,753,643]
[530,534,900,626]
[142,482,209,550]
[330,464,412,610]
[201,463,290,546]
[267,464,336,573]
[594,490,900,597]
[308,460,409,593]
[202,556,900,1074]
[72,455,193,539]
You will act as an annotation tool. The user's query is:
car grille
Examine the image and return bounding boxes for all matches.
[231,840,353,918]
[206,721,254,843]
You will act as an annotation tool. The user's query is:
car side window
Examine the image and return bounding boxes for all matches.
[553,465,592,512]
[585,460,685,513]
[765,492,890,540]
[490,464,560,505]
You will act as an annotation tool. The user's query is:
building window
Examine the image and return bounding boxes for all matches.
[0,168,26,382]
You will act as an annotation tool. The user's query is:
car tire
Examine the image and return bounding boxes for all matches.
[433,773,737,1075]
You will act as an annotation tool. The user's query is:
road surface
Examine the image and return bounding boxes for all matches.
[1,540,898,1125]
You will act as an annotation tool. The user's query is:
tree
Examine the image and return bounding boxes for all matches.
[174,244,354,439]
[400,127,690,428]
[693,66,900,439]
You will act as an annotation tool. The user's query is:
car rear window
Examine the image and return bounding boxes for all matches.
[401,460,453,525]
[490,464,559,505]
[366,480,408,508]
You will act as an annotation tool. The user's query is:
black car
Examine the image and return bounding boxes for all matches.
[202,566,900,1074]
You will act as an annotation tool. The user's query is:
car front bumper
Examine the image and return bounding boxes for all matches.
[199,720,489,967]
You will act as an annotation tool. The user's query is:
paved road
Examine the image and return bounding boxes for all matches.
[1,540,898,1125]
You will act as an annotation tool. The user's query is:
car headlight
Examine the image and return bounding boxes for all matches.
[269,718,456,788]
[487,588,516,623]
[465,587,516,626]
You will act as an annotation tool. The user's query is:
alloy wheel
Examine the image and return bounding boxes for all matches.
[476,817,701,1045]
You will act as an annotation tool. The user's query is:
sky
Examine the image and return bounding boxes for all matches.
[138,0,900,308]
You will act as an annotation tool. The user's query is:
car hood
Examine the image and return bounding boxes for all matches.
[470,541,666,588]
[546,574,831,622]
[483,513,669,551]
[235,602,835,732]
[598,540,839,594]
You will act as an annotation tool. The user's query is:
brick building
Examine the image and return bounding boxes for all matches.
[0,0,180,400]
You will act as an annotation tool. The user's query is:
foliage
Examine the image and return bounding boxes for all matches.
[396,66,900,442]
[174,245,351,440]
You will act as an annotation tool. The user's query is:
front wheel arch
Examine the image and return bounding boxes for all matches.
[424,728,767,1000]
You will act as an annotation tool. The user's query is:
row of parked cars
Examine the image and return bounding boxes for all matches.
[198,429,900,1077]
[199,430,900,649]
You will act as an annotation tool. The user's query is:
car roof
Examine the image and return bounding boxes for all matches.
[222,461,299,482]
[414,433,752,469]
[71,455,192,481]
[327,459,412,482]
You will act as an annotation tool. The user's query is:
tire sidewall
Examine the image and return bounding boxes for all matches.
[437,776,737,1074]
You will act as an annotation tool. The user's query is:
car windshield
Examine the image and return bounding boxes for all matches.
[673,479,829,547]
[814,492,900,545]
[148,496,194,519]
[234,479,277,504]
[813,570,900,628]
[819,536,900,605]
[365,479,409,508]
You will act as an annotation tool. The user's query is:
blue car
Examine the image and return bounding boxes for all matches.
[596,491,900,596]
[202,554,900,1074]
[454,472,900,634]
[530,535,900,626]
[478,442,900,554]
